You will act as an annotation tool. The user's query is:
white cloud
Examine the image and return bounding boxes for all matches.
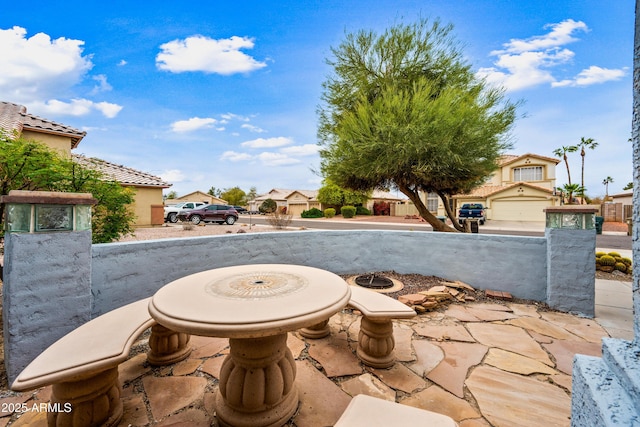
[220,151,253,162]
[497,19,587,54]
[221,113,250,122]
[552,65,627,87]
[171,117,219,132]
[280,144,318,156]
[241,123,266,133]
[477,19,625,92]
[257,152,300,166]
[156,35,267,75]
[91,74,112,94]
[0,26,122,118]
[32,98,123,118]
[241,137,293,148]
[160,169,186,183]
[0,26,93,103]
[117,59,127,66]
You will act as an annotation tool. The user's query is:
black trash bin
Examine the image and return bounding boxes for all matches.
[469,219,479,233]
[595,216,604,235]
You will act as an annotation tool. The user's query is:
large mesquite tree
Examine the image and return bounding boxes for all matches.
[318,19,517,231]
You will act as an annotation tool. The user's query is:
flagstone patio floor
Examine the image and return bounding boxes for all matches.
[1,279,633,427]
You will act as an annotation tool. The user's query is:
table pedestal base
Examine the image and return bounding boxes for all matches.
[216,334,298,427]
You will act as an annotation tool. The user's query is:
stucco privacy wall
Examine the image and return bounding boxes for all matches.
[91,230,548,316]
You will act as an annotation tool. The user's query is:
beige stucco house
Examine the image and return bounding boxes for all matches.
[0,101,170,227]
[167,190,227,205]
[394,153,561,222]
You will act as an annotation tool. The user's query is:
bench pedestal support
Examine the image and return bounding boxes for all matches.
[48,367,122,427]
[147,324,192,366]
[216,334,298,427]
[357,316,396,368]
[299,319,331,338]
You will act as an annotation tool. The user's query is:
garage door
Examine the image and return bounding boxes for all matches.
[490,200,551,222]
[287,204,306,217]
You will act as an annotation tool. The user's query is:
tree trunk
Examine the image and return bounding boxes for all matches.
[396,184,459,232]
[580,149,585,204]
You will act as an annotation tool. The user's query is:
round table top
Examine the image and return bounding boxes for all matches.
[148,264,351,338]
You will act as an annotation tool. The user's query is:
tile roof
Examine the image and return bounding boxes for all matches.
[499,153,560,166]
[454,182,553,199]
[72,154,171,188]
[0,101,86,148]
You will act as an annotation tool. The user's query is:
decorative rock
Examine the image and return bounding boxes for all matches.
[398,294,427,305]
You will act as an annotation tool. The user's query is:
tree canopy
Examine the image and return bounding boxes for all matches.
[317,180,370,207]
[220,186,247,206]
[318,18,517,231]
[0,133,135,243]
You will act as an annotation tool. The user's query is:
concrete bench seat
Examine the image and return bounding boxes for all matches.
[335,394,458,426]
[300,285,416,368]
[11,298,191,427]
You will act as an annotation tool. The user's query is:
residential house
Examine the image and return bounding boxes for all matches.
[248,188,406,216]
[604,191,633,222]
[0,101,170,227]
[453,153,560,222]
[167,190,227,205]
[396,153,561,222]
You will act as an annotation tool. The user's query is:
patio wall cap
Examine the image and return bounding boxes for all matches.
[543,206,598,214]
[0,190,97,205]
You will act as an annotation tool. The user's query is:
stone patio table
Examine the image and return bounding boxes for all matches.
[148,264,351,427]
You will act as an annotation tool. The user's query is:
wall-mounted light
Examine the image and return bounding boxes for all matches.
[1,190,96,233]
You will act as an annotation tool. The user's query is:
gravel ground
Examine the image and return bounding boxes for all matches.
[117,221,291,241]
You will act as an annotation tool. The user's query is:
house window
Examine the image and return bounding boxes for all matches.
[426,192,439,212]
[514,166,543,181]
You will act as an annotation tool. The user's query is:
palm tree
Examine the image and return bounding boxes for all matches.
[553,145,578,185]
[562,183,582,204]
[602,176,614,199]
[577,137,598,204]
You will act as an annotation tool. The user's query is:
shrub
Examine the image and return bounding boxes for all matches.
[614,262,628,273]
[324,208,336,218]
[599,255,616,266]
[373,201,390,216]
[301,207,324,218]
[341,205,356,218]
[259,198,277,214]
[356,206,371,215]
[265,209,293,229]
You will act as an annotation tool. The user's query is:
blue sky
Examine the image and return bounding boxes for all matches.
[0,1,633,197]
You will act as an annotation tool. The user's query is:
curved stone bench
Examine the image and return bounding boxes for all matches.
[11,298,191,427]
[300,285,416,368]
[335,394,458,426]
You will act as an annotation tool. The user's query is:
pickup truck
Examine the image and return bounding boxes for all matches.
[164,201,206,223]
[457,203,486,225]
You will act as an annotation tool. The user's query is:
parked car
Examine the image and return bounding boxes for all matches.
[177,204,239,225]
[233,206,248,214]
[164,201,207,223]
[457,203,486,225]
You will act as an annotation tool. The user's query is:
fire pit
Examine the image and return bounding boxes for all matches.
[347,274,404,294]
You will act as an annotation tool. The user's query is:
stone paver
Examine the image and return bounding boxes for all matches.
[542,339,603,375]
[307,331,362,377]
[371,363,427,394]
[467,322,553,365]
[504,316,581,340]
[540,311,609,343]
[400,385,481,422]
[413,322,476,342]
[484,348,557,375]
[466,365,571,427]
[143,376,208,421]
[409,339,444,376]
[295,360,351,427]
[426,342,488,398]
[340,373,396,401]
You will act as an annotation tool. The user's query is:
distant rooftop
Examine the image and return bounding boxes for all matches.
[0,101,86,148]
